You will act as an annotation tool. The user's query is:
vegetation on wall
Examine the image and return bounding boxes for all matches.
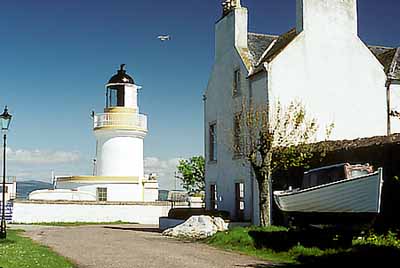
[235,99,332,226]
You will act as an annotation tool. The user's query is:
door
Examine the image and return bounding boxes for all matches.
[235,183,244,221]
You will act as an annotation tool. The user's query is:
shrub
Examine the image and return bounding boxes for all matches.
[354,231,400,248]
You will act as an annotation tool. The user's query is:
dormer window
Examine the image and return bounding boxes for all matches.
[233,69,241,97]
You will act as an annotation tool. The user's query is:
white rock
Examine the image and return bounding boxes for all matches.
[162,215,228,239]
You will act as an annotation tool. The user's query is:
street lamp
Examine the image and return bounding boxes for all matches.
[0,106,12,239]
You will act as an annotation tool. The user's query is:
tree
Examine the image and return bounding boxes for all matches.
[235,100,332,226]
[176,156,205,195]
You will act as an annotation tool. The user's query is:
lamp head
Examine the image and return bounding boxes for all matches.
[0,106,12,131]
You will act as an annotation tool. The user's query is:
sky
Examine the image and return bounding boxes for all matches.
[0,0,399,189]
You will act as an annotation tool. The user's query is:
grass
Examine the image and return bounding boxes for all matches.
[0,230,74,268]
[206,226,297,264]
[13,221,136,227]
[205,226,400,266]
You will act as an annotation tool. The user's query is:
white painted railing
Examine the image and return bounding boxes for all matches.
[94,113,147,130]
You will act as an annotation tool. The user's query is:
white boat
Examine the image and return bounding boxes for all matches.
[273,164,384,214]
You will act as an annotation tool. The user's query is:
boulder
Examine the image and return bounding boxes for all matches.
[162,215,228,239]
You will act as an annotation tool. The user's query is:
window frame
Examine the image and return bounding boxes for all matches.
[209,121,217,163]
[96,187,108,202]
[233,112,243,158]
[233,68,241,97]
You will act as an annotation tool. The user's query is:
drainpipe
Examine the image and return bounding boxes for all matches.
[248,75,254,224]
[203,94,207,209]
[386,79,392,136]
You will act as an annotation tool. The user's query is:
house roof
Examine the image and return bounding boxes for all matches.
[256,28,298,65]
[247,28,298,76]
[246,30,400,81]
[247,32,278,66]
[368,46,400,81]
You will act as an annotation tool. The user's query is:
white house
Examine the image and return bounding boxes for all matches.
[29,65,159,202]
[204,0,400,224]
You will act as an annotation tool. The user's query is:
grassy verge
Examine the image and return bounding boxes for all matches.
[13,221,136,227]
[0,230,74,268]
[205,226,400,266]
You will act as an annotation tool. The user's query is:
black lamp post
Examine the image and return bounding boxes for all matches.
[0,106,12,239]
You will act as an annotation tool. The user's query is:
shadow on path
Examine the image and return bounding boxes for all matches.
[238,245,400,268]
[103,226,162,233]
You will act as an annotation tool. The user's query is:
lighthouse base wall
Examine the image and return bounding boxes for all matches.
[96,133,145,178]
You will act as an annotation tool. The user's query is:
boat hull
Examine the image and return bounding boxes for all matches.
[274,168,383,214]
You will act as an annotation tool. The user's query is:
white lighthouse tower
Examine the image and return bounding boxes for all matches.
[94,64,147,179]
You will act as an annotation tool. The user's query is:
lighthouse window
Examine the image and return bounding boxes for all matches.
[97,187,107,201]
[106,86,125,108]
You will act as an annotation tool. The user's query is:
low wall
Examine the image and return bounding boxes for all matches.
[12,200,171,225]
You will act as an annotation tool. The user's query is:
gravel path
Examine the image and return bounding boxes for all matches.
[23,224,273,268]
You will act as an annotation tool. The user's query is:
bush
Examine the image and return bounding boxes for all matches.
[167,208,230,220]
[354,231,400,248]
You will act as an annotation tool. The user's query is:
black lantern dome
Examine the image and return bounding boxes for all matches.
[108,64,134,84]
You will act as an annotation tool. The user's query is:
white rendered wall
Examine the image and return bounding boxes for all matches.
[205,6,254,222]
[78,184,142,202]
[55,182,149,202]
[143,182,159,202]
[390,83,400,133]
[95,131,144,177]
[267,2,387,140]
[12,202,170,225]
[296,0,358,36]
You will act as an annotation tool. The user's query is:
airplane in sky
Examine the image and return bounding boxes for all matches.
[157,35,171,42]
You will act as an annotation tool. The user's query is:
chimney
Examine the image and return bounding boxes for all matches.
[215,0,248,60]
[296,0,358,36]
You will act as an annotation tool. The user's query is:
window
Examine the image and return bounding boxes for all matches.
[233,69,241,96]
[233,114,241,156]
[106,86,125,108]
[210,184,217,210]
[209,123,217,162]
[0,186,8,193]
[96,187,107,201]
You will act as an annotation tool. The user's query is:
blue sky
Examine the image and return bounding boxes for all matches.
[0,0,399,189]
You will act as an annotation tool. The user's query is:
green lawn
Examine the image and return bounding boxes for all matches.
[205,226,400,267]
[0,230,74,268]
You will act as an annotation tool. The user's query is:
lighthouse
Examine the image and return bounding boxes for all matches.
[94,64,147,179]
[30,65,159,203]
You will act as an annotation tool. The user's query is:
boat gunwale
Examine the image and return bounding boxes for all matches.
[274,168,382,198]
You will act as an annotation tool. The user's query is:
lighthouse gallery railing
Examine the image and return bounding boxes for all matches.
[93,113,147,130]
